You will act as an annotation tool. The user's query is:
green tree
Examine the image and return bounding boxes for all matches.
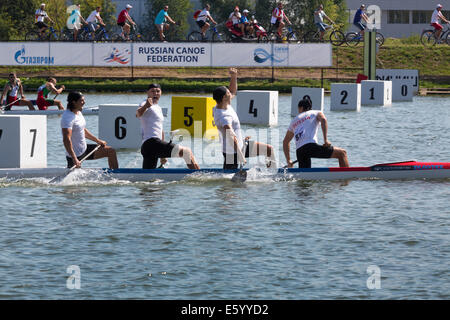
[143,0,193,40]
[0,0,41,40]
[72,0,117,30]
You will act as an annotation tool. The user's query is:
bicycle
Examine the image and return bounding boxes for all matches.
[345,29,384,47]
[303,24,345,46]
[149,22,181,42]
[187,23,226,42]
[267,25,301,43]
[79,25,111,42]
[420,23,450,47]
[112,24,144,42]
[25,25,61,41]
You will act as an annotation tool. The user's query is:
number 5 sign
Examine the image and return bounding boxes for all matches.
[171,97,217,139]
[0,115,47,168]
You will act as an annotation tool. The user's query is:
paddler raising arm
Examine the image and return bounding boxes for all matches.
[212,67,277,169]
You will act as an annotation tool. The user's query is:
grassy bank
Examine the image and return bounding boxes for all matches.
[19,77,330,93]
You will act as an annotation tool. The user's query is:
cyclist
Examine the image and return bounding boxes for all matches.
[314,4,335,41]
[431,4,450,42]
[353,4,369,36]
[228,6,244,35]
[155,5,176,42]
[86,6,106,40]
[67,4,87,41]
[240,9,254,37]
[196,4,217,38]
[35,3,55,39]
[117,4,136,40]
[0,73,35,111]
[271,2,291,38]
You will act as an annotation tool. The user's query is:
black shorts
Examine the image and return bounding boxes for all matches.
[196,20,206,29]
[141,137,176,169]
[222,142,250,170]
[117,22,125,27]
[35,21,48,29]
[66,144,97,168]
[272,21,280,29]
[296,143,334,168]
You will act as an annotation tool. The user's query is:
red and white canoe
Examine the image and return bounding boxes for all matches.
[0,161,449,182]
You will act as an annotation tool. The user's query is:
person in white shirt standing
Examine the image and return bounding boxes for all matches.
[228,6,244,35]
[283,98,348,168]
[35,3,54,38]
[196,3,217,39]
[61,91,118,169]
[136,84,200,169]
[212,68,277,170]
[431,4,450,42]
[86,6,106,40]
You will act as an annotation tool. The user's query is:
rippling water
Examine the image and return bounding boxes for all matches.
[0,93,449,299]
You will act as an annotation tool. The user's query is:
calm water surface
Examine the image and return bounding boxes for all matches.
[0,93,449,299]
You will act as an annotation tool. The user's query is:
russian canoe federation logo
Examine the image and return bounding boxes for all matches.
[253,47,288,64]
[104,47,131,65]
[14,45,54,65]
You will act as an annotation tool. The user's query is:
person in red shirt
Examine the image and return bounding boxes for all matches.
[117,4,136,40]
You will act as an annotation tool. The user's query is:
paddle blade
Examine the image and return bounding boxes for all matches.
[49,168,73,184]
[231,169,247,182]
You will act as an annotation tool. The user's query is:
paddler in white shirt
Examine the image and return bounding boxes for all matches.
[283,98,349,168]
[212,68,277,169]
[136,83,200,169]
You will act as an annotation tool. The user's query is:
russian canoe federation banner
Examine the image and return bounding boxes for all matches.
[133,42,211,66]
[0,42,332,67]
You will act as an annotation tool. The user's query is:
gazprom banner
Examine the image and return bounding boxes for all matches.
[0,42,332,67]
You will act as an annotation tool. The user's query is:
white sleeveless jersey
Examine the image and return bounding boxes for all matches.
[288,110,321,150]
[8,81,19,97]
[213,105,244,154]
[139,101,164,143]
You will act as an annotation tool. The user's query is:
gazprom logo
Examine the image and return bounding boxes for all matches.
[14,46,54,65]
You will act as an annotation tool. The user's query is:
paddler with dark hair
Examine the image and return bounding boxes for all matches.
[283,98,349,168]
[61,91,118,169]
[136,83,200,169]
[212,67,277,169]
[0,73,35,110]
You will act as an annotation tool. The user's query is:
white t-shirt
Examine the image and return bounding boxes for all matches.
[271,8,284,24]
[35,9,48,23]
[314,10,326,24]
[86,10,100,23]
[213,105,244,154]
[61,110,87,157]
[288,110,321,150]
[139,101,164,143]
[431,9,444,24]
[197,9,210,22]
[229,12,241,24]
